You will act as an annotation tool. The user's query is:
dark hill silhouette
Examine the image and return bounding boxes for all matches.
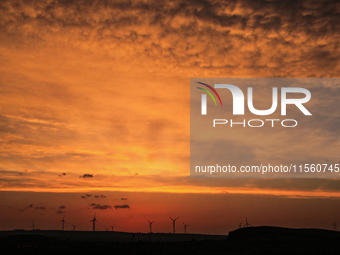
[228,225,340,240]
[1,227,340,254]
[1,234,65,252]
[227,226,340,255]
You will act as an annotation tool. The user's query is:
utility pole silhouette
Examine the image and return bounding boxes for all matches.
[72,224,77,231]
[110,225,115,231]
[147,220,155,233]
[90,213,98,231]
[32,221,35,230]
[243,218,251,228]
[60,215,66,231]
[169,217,179,234]
[183,222,189,234]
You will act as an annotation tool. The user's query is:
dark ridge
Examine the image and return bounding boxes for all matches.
[1,227,340,254]
[228,225,340,240]
[227,226,340,254]
[1,233,63,245]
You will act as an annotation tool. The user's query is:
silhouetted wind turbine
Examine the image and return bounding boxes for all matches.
[147,220,155,233]
[110,225,115,231]
[243,218,251,228]
[72,224,77,231]
[183,222,189,234]
[105,228,109,231]
[60,215,66,231]
[169,217,179,234]
[239,222,242,228]
[90,213,98,231]
[32,221,35,230]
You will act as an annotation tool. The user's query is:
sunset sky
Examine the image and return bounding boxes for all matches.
[0,0,339,234]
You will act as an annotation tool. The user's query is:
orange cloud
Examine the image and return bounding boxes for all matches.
[0,0,339,201]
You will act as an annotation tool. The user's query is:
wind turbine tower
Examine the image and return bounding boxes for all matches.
[32,221,35,230]
[169,217,179,234]
[60,215,66,231]
[183,222,189,234]
[90,213,98,231]
[72,224,77,231]
[243,218,252,228]
[147,220,155,233]
[110,225,115,231]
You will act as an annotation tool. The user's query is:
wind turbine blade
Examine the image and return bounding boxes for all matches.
[175,217,179,221]
[169,217,173,221]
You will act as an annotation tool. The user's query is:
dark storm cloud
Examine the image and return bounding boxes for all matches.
[0,0,338,76]
[59,205,66,209]
[81,174,93,178]
[93,204,112,210]
[93,194,106,198]
[89,203,96,206]
[56,210,64,214]
[114,204,130,209]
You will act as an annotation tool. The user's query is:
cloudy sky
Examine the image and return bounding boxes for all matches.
[0,0,339,234]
